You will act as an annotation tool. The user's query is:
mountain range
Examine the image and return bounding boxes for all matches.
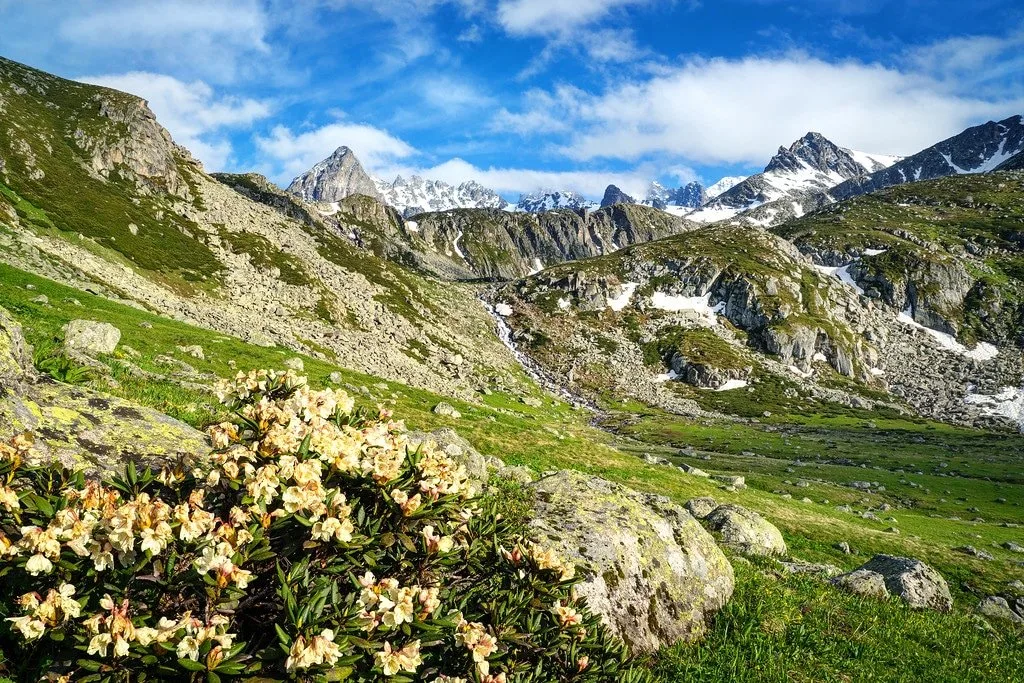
[287,116,1023,234]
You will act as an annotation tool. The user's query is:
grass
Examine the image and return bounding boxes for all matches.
[653,560,1024,682]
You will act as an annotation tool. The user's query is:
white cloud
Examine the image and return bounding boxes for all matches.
[255,122,416,183]
[79,72,272,170]
[497,0,650,36]
[56,1,271,82]
[502,53,1024,165]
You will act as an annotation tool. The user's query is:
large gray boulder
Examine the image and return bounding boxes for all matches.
[2,307,207,472]
[703,504,788,556]
[528,470,735,653]
[63,319,121,356]
[833,555,952,611]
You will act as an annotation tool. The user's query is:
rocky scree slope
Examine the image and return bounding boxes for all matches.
[390,203,699,280]
[0,56,526,400]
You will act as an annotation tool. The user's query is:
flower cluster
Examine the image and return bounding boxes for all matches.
[6,584,81,641]
[455,616,500,677]
[0,370,647,682]
[358,572,441,633]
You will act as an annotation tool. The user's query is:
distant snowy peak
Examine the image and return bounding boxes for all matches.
[516,190,597,213]
[374,175,508,217]
[688,132,900,224]
[831,114,1024,202]
[705,176,747,199]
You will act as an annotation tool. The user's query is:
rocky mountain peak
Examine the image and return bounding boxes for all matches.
[601,184,635,208]
[765,131,862,177]
[286,146,382,203]
[667,181,707,208]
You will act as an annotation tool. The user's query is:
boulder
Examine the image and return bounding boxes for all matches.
[712,474,746,488]
[977,596,1024,625]
[1,307,207,473]
[684,497,719,519]
[529,470,734,653]
[834,555,952,611]
[431,401,461,419]
[703,504,788,556]
[63,319,120,356]
[830,569,890,600]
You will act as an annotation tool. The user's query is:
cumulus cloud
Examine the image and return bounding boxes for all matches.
[499,52,1024,165]
[79,72,272,170]
[255,122,416,183]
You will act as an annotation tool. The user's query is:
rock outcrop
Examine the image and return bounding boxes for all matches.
[831,555,952,611]
[528,470,735,653]
[0,306,208,472]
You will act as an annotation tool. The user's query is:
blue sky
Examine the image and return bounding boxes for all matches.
[1,0,1023,200]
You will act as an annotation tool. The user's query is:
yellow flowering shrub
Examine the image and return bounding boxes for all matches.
[0,370,650,682]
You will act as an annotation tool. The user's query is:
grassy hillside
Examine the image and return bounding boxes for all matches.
[2,262,1022,680]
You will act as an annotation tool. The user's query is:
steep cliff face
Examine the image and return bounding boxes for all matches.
[395,203,697,280]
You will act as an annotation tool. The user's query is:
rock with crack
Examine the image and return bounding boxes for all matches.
[528,470,734,653]
[832,555,952,611]
[702,504,788,556]
[1,306,207,473]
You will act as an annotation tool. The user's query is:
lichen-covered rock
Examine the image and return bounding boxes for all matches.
[685,497,719,519]
[837,555,952,611]
[63,319,121,356]
[703,504,788,556]
[528,470,734,653]
[1,307,206,472]
[830,569,890,600]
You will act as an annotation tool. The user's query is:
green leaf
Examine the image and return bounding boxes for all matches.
[177,658,208,672]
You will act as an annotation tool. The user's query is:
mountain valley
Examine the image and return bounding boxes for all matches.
[1,53,1023,681]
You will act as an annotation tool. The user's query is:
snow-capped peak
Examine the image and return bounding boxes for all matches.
[705,176,747,199]
[373,174,509,217]
[516,190,597,213]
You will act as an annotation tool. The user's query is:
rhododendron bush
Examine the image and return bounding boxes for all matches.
[0,370,649,682]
